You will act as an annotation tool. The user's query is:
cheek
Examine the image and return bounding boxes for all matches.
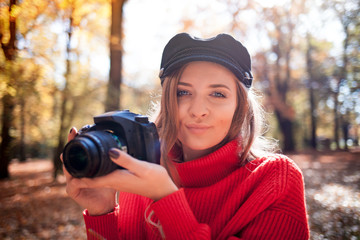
[177,103,186,121]
[222,102,237,120]
[218,105,236,132]
[218,118,233,135]
[177,103,187,131]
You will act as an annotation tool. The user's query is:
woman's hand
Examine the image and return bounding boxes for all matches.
[76,148,179,201]
[61,128,117,216]
[62,127,178,216]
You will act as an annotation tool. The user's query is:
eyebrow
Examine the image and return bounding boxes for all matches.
[178,82,192,87]
[209,84,231,90]
[178,82,231,90]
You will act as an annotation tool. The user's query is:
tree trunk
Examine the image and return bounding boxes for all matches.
[340,24,349,150]
[19,96,26,162]
[0,94,16,179]
[333,10,350,150]
[105,0,127,112]
[0,0,17,179]
[341,115,349,150]
[333,85,340,149]
[309,86,317,149]
[275,110,295,152]
[52,15,74,179]
[266,7,296,152]
[306,35,317,149]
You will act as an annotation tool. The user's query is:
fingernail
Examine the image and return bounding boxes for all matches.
[109,148,120,159]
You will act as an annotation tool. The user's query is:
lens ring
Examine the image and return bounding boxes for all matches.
[63,130,125,178]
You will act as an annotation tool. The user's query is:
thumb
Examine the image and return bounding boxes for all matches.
[108,148,150,175]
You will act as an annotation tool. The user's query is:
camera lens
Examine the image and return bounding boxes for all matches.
[63,130,126,178]
[68,145,88,172]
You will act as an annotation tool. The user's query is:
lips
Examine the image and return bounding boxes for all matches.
[185,123,211,134]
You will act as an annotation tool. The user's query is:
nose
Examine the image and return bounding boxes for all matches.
[189,95,209,119]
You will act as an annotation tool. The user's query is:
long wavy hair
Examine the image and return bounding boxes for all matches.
[146,64,279,235]
[153,64,278,179]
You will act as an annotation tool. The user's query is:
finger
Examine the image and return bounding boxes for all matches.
[108,148,152,176]
[62,164,73,181]
[77,169,136,191]
[68,127,78,142]
[62,166,95,191]
[61,154,73,180]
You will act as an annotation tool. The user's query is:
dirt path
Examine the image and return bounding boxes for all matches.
[0,151,359,239]
[289,151,360,240]
[0,159,86,240]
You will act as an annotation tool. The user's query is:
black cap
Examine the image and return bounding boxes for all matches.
[159,33,253,88]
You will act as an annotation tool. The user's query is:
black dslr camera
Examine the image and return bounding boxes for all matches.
[62,110,160,178]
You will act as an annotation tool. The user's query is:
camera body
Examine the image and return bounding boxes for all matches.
[63,110,160,178]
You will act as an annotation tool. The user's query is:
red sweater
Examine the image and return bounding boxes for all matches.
[83,140,309,239]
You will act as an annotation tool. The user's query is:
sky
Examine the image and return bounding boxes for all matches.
[89,0,345,89]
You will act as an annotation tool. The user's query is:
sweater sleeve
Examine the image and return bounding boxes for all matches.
[238,156,310,239]
[151,188,212,239]
[83,205,120,240]
[151,189,245,240]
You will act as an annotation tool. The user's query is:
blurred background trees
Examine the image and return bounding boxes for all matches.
[0,0,359,179]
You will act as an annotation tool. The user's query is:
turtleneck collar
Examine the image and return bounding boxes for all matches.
[168,139,241,187]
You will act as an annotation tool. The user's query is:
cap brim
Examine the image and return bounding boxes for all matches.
[161,55,252,88]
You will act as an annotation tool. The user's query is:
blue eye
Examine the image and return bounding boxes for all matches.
[212,92,226,98]
[177,90,190,97]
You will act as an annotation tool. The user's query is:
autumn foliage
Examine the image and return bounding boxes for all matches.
[0,0,359,238]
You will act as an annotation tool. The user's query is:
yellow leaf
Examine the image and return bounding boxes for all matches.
[10,4,21,19]
[7,86,17,97]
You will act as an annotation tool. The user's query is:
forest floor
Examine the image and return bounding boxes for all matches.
[0,150,359,240]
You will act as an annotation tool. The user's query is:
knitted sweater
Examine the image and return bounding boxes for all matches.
[83,140,309,239]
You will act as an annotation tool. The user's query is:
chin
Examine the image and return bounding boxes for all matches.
[184,140,220,151]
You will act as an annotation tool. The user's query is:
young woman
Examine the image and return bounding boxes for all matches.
[62,33,310,239]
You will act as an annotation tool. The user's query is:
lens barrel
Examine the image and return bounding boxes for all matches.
[63,130,124,178]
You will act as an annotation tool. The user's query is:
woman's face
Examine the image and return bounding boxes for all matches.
[176,61,238,161]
